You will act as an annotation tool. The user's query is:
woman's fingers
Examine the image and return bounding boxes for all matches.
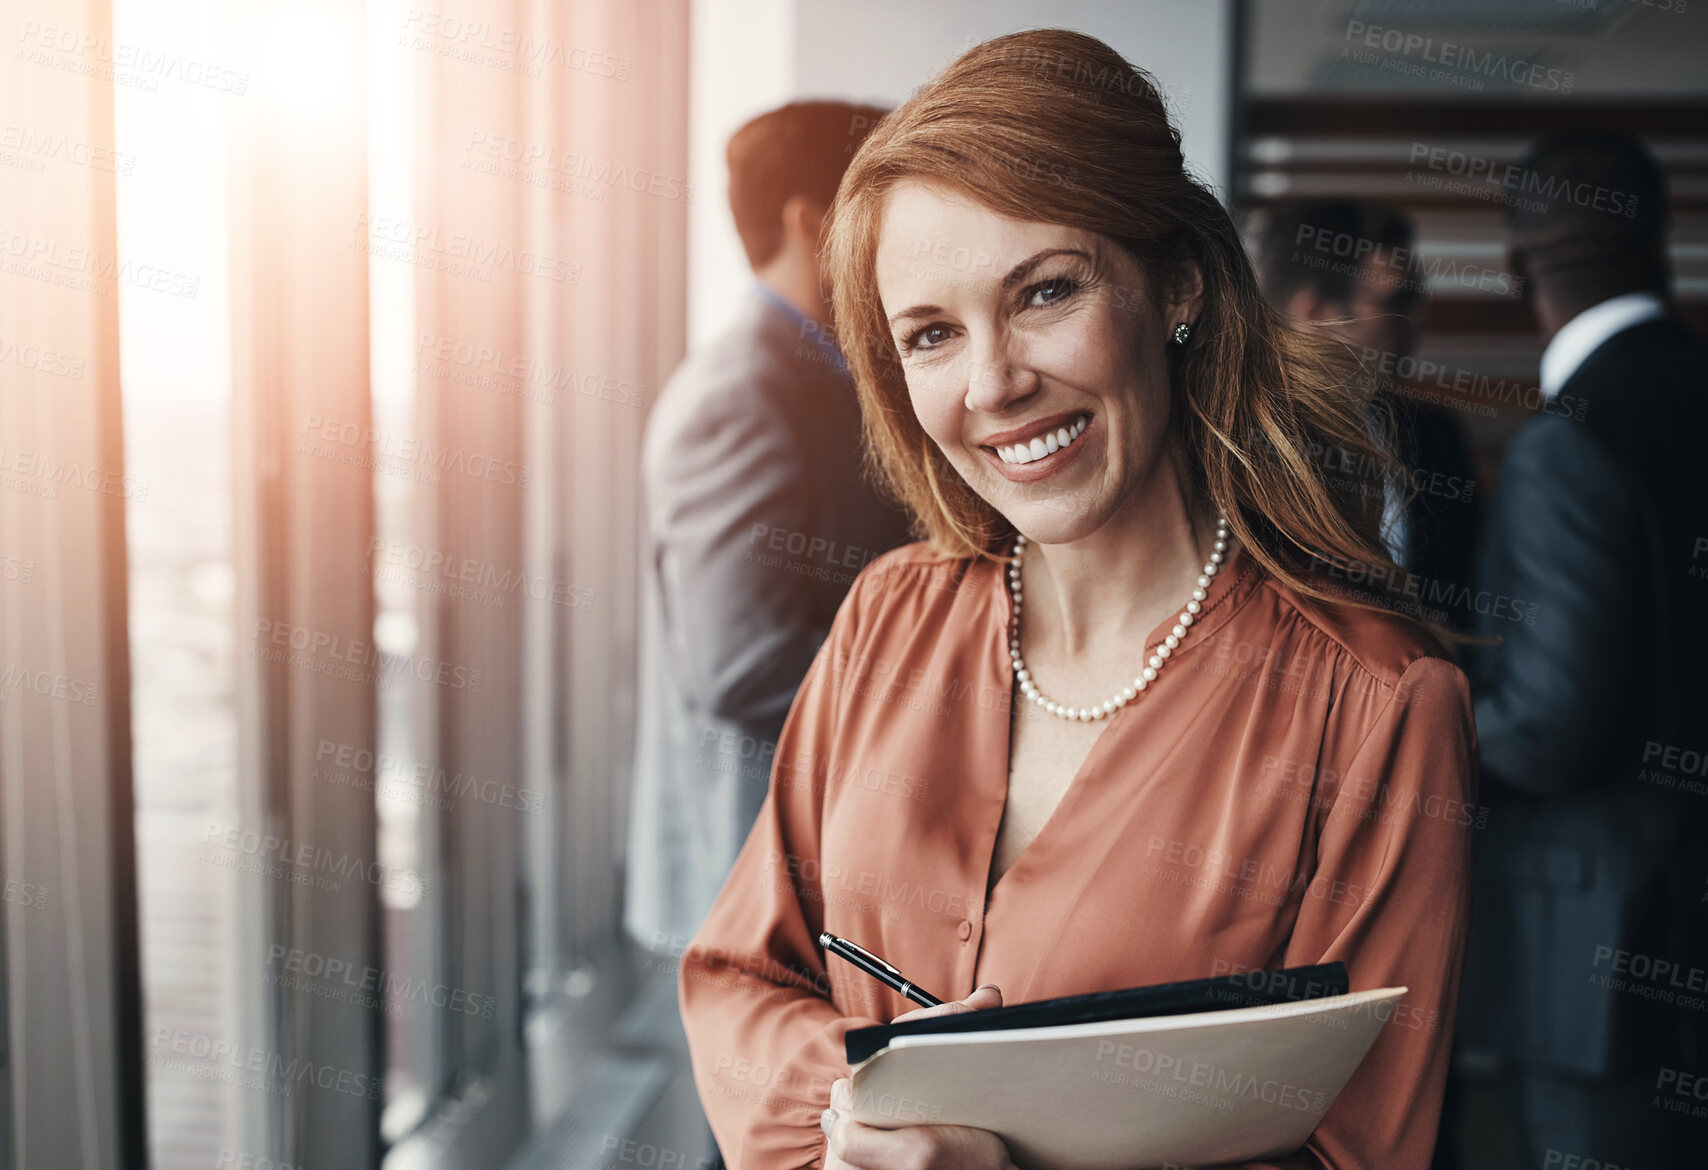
[890,983,1003,1025]
[823,1079,851,1168]
[826,994,1010,1168]
[829,1119,1012,1170]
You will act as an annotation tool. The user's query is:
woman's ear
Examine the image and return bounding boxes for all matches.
[1168,259,1206,326]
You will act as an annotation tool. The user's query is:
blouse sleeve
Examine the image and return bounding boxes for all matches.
[678,576,887,1170]
[1235,653,1479,1170]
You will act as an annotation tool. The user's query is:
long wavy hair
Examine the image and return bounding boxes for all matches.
[824,29,1427,629]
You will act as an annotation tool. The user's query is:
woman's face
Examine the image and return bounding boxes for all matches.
[874,179,1200,545]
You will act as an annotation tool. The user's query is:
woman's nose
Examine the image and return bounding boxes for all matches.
[960,342,1038,414]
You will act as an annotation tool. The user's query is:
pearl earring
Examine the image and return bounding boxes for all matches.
[1171,321,1193,346]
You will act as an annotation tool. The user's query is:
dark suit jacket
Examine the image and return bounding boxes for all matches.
[624,286,912,950]
[1462,315,1708,1076]
[1387,393,1480,630]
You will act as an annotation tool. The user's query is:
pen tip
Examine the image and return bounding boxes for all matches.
[818,932,832,947]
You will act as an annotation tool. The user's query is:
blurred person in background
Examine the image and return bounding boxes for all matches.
[626,100,911,959]
[1255,200,1480,631]
[1461,129,1708,1167]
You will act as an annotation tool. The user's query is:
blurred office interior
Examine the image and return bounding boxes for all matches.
[2,0,1704,1167]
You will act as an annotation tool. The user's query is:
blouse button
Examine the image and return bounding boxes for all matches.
[957,920,972,941]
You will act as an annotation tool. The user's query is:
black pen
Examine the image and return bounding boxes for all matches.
[819,932,944,1008]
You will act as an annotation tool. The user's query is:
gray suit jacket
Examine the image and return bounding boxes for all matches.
[624,286,911,952]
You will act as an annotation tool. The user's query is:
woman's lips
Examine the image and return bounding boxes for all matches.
[980,413,1094,483]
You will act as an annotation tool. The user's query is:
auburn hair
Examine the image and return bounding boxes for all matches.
[824,29,1433,631]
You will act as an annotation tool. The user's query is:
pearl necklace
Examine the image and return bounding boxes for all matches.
[1008,515,1231,722]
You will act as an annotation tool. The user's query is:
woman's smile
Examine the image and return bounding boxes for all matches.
[978,412,1094,483]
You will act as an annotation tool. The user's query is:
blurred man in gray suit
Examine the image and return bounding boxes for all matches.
[625,101,910,958]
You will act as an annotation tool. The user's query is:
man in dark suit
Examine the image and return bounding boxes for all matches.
[626,101,911,957]
[1463,130,1708,1166]
[1255,200,1480,624]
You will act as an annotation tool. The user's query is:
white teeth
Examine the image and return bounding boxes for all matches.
[993,414,1091,465]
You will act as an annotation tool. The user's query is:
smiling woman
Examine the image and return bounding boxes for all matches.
[678,27,1477,1170]
[828,41,1406,602]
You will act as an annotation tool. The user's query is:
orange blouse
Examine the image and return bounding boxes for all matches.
[679,540,1478,1170]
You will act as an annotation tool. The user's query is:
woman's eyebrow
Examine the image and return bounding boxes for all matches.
[886,247,1093,329]
[1001,247,1092,289]
[887,302,941,329]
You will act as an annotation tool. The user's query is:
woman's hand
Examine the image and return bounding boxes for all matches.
[821,986,1015,1170]
[890,982,1002,1025]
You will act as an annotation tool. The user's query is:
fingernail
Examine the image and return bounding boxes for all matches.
[977,983,1001,995]
[820,1108,837,1136]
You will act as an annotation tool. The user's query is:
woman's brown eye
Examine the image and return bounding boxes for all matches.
[911,324,952,350]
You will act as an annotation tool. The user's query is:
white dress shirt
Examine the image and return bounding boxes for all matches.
[1539,290,1668,401]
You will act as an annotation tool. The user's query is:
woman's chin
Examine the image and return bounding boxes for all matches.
[999,501,1111,548]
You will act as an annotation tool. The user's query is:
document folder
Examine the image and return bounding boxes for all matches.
[844,965,1404,1170]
